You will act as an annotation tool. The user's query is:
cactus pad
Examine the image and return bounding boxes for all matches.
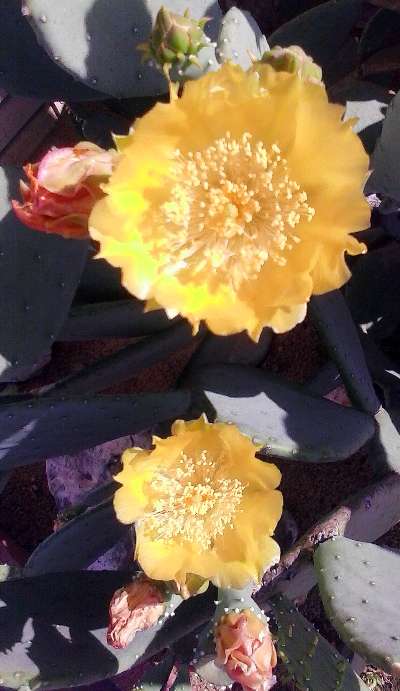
[0,166,88,382]
[24,499,129,575]
[60,299,175,340]
[25,0,221,98]
[269,594,369,690]
[315,537,400,676]
[183,364,375,462]
[0,1,103,98]
[309,291,380,415]
[216,7,269,69]
[0,390,190,470]
[268,0,362,72]
[0,571,187,689]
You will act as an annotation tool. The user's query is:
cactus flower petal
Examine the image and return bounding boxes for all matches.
[113,415,282,590]
[215,609,277,691]
[90,62,369,338]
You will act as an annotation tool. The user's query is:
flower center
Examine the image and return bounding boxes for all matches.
[141,451,245,550]
[156,131,314,288]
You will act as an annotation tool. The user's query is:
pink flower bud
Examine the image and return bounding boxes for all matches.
[215,609,277,691]
[107,575,167,649]
[12,142,119,239]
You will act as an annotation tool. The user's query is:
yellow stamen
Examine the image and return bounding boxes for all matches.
[141,450,246,550]
[153,131,314,289]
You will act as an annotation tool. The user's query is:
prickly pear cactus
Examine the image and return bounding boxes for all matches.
[183,364,375,462]
[0,166,88,382]
[0,571,185,689]
[3,0,400,689]
[315,537,400,677]
[0,1,103,99]
[24,499,129,575]
[269,594,369,691]
[0,390,190,470]
[24,0,221,98]
[216,7,269,69]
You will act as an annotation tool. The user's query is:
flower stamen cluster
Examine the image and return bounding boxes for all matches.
[113,416,282,589]
[156,132,314,288]
[141,450,246,550]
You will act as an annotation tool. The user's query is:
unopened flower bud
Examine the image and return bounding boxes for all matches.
[12,142,119,239]
[107,575,168,649]
[215,609,277,691]
[138,6,210,75]
[258,45,322,84]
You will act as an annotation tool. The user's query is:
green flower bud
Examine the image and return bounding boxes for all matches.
[259,45,323,84]
[138,6,210,76]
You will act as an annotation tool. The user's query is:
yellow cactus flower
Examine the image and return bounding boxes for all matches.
[114,416,282,589]
[89,63,369,339]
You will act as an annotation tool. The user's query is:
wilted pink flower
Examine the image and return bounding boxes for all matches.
[215,609,277,691]
[13,142,119,239]
[107,575,167,649]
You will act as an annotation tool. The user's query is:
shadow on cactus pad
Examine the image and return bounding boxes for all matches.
[0,573,214,690]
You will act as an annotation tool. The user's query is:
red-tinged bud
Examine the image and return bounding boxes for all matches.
[12,142,119,239]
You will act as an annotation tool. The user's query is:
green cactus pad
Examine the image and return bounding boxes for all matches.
[60,299,175,340]
[49,321,197,397]
[365,87,400,202]
[25,499,128,575]
[346,242,400,343]
[315,537,400,676]
[268,0,362,72]
[0,1,104,98]
[25,0,221,98]
[358,8,400,64]
[269,594,369,690]
[330,78,391,155]
[309,291,380,415]
[0,390,190,470]
[216,7,269,69]
[0,571,191,689]
[304,361,342,398]
[0,166,88,382]
[183,364,375,462]
[77,251,129,302]
[370,406,400,475]
[172,664,191,691]
[182,328,272,374]
[61,479,119,515]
